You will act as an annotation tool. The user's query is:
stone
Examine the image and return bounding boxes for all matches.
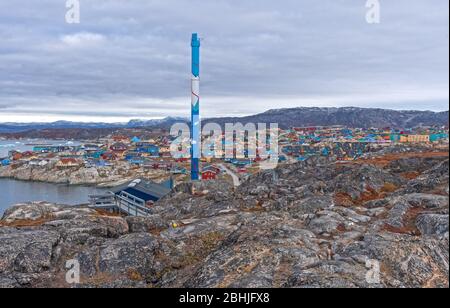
[0,152,448,288]
[126,215,167,233]
[2,202,62,223]
[416,214,449,236]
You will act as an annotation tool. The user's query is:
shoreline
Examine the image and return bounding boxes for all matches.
[0,174,129,188]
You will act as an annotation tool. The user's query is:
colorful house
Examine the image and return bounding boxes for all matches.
[12,152,23,161]
[202,170,218,180]
[390,134,401,142]
[430,133,449,142]
[400,135,430,143]
[56,158,83,168]
[134,142,160,156]
[110,142,128,152]
[113,135,129,142]
[131,136,141,143]
[101,152,118,161]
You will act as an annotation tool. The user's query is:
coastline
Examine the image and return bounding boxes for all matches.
[0,156,448,288]
[0,175,127,189]
[0,162,168,188]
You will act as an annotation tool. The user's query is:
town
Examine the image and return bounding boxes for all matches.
[1,124,448,195]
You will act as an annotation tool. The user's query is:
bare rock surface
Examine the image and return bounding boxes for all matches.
[0,156,448,288]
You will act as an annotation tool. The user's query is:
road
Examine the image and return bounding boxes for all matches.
[219,164,241,187]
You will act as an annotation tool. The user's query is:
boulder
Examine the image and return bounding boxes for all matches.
[0,230,60,275]
[416,214,449,236]
[126,215,168,233]
[2,202,62,223]
[76,233,161,282]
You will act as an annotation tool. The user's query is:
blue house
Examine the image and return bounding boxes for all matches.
[113,178,173,205]
[85,151,105,159]
[135,142,159,156]
[341,128,353,137]
[390,134,401,142]
[430,133,449,142]
[131,136,141,143]
[232,159,252,167]
[321,147,330,156]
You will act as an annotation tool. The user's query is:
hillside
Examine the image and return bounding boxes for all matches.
[1,107,448,138]
[1,150,448,288]
[206,107,449,129]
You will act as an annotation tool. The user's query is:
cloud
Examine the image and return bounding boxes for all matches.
[60,32,106,47]
[0,0,448,122]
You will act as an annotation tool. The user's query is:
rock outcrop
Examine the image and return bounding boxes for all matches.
[0,156,448,288]
[0,162,168,187]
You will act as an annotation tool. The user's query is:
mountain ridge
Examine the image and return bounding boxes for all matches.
[0,107,448,133]
[206,107,449,129]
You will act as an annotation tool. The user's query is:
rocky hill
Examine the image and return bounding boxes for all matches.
[0,152,448,288]
[0,117,186,134]
[206,107,449,129]
[1,108,448,137]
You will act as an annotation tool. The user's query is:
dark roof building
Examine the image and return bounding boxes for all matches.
[112,178,172,203]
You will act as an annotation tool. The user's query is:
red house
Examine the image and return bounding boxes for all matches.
[202,165,221,180]
[12,153,23,161]
[101,152,118,161]
[110,142,128,152]
[202,170,218,180]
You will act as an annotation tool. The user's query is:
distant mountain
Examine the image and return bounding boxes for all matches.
[206,107,449,129]
[126,117,188,129]
[0,117,188,133]
[0,121,124,133]
[0,108,448,134]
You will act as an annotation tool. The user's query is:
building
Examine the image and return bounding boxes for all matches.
[33,145,71,153]
[12,152,23,161]
[112,135,129,142]
[201,165,221,180]
[110,142,128,152]
[400,135,430,143]
[56,158,83,168]
[430,133,449,142]
[101,152,118,161]
[112,179,173,214]
[202,170,218,180]
[134,142,160,156]
[29,159,48,167]
[131,136,141,143]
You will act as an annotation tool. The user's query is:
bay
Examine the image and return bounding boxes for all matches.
[0,178,107,215]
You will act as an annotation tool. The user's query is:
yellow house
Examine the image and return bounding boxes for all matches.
[400,135,430,143]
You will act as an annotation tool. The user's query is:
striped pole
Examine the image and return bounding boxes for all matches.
[191,33,201,181]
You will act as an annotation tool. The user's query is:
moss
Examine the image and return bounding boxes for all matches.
[127,268,143,281]
[381,182,399,193]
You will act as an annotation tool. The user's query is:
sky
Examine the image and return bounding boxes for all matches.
[0,0,448,123]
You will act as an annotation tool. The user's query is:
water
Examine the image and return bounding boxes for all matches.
[0,139,81,157]
[0,178,107,215]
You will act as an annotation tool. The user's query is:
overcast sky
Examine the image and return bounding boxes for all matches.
[0,0,448,122]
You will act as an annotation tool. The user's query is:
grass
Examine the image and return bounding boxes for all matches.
[400,172,421,180]
[0,215,53,227]
[177,231,225,267]
[381,207,425,236]
[334,183,399,207]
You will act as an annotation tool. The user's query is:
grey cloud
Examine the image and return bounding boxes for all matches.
[0,0,448,122]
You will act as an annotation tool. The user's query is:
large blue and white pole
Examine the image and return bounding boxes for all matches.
[191,33,201,181]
